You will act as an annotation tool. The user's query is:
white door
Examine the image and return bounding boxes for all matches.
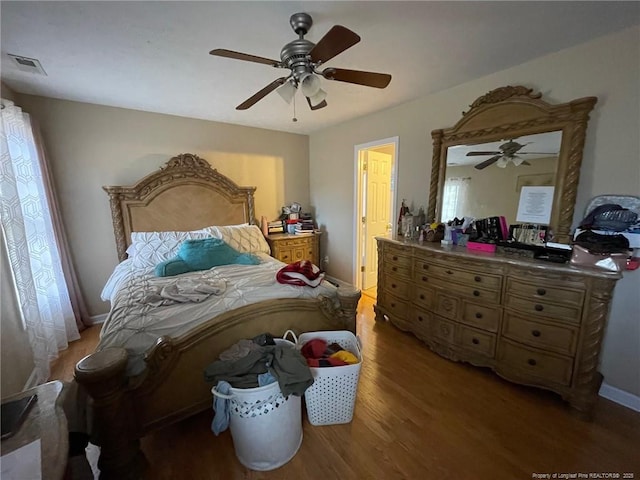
[363,150,392,289]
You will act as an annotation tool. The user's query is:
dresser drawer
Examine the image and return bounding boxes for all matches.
[461,301,501,332]
[505,296,582,325]
[425,263,502,290]
[413,285,434,310]
[431,316,456,344]
[383,252,412,278]
[506,278,584,307]
[502,314,578,356]
[458,325,496,358]
[377,292,409,319]
[409,307,432,338]
[498,339,573,386]
[383,275,411,300]
[438,281,501,304]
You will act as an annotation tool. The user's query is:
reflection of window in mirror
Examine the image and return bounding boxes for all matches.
[441,177,470,222]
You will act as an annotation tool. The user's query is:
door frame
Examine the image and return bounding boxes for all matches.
[352,137,399,289]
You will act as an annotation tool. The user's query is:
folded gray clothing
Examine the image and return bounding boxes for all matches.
[204,345,313,396]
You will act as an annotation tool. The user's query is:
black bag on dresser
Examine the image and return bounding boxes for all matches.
[573,230,630,254]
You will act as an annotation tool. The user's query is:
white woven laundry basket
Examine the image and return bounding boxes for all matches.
[297,330,362,426]
[211,337,302,471]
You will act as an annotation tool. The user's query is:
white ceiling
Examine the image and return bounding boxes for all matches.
[2,1,639,135]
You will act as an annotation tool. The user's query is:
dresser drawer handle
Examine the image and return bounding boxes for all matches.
[419,294,426,300]
[393,256,398,261]
[422,276,428,282]
[472,338,480,345]
[531,330,541,337]
[474,276,482,282]
[475,312,483,319]
[537,288,546,296]
[391,303,396,308]
[534,304,544,312]
[418,316,424,322]
[392,266,398,272]
[473,290,480,297]
[391,283,397,289]
[423,264,429,270]
[446,270,453,275]
[527,358,537,366]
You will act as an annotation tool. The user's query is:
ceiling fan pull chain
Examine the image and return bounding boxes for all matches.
[292,94,298,122]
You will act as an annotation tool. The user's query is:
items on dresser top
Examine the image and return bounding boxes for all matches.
[374,237,621,413]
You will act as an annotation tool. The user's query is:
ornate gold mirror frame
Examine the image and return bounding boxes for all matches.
[428,86,597,244]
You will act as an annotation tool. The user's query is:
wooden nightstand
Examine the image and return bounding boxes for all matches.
[266,233,321,265]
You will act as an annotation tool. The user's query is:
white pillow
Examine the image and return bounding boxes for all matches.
[129,230,212,269]
[203,223,271,255]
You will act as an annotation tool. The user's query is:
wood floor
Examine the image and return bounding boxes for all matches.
[50,296,640,480]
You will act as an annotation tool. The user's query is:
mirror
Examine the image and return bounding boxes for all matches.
[428,86,597,244]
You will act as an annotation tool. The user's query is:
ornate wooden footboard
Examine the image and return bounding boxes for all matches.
[75,154,361,477]
[75,290,359,478]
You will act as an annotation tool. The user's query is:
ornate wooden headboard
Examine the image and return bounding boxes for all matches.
[104,153,257,261]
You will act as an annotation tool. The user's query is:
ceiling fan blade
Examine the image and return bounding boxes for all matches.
[306,97,328,111]
[309,25,361,64]
[466,151,502,156]
[322,68,391,88]
[522,160,531,166]
[236,77,287,110]
[474,155,501,170]
[210,49,281,67]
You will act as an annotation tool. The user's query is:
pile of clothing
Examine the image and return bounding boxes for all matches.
[204,333,313,435]
[300,338,359,367]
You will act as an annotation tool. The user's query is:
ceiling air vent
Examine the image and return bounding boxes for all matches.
[7,54,47,75]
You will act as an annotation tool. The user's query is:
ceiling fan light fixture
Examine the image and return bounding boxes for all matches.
[299,72,322,97]
[511,155,524,166]
[496,157,509,168]
[276,80,297,104]
[307,88,327,107]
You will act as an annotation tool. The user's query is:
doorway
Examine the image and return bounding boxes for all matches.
[354,138,398,299]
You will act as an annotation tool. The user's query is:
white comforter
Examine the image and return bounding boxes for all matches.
[98,253,338,375]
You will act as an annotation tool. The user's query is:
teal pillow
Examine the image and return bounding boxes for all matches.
[155,238,260,277]
[178,238,260,270]
[155,258,192,277]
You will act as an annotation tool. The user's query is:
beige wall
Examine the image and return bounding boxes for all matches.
[310,26,640,397]
[14,96,309,316]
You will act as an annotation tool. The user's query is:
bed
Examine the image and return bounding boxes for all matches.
[73,153,360,478]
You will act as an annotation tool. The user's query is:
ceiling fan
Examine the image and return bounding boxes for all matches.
[467,140,556,170]
[209,13,392,111]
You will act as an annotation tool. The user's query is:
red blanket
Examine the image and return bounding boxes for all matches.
[276,260,324,287]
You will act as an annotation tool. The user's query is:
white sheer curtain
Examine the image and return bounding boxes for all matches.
[0,99,79,382]
[441,176,471,223]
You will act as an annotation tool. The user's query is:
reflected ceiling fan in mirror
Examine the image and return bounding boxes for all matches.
[467,140,556,170]
[209,12,392,111]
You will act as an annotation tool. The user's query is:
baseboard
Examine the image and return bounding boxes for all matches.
[90,313,108,325]
[599,382,640,412]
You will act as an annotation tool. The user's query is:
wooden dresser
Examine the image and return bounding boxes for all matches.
[266,233,320,265]
[375,237,621,412]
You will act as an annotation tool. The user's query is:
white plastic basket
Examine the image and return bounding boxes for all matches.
[211,336,302,471]
[296,330,363,426]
